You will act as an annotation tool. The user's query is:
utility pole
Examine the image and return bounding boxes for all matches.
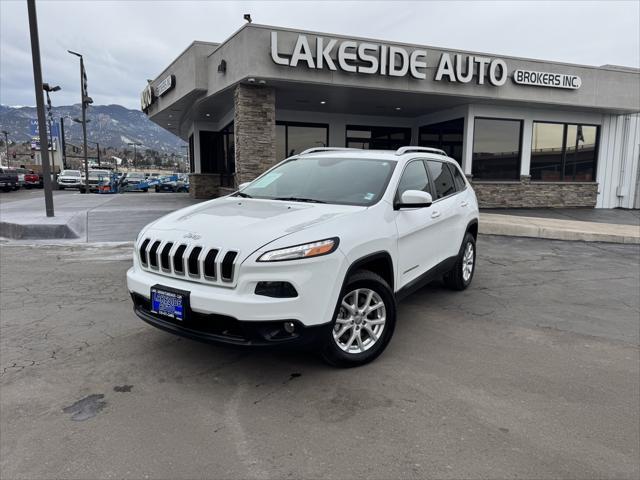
[1,130,8,166]
[43,83,60,174]
[59,117,66,168]
[128,142,141,169]
[27,0,54,217]
[68,50,92,193]
[96,142,101,167]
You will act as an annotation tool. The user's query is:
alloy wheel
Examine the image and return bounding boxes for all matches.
[462,242,474,282]
[333,288,386,354]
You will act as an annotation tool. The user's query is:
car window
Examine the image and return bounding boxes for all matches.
[426,160,456,199]
[396,160,431,201]
[448,164,467,191]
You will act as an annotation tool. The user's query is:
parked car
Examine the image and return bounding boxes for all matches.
[127,146,479,367]
[79,169,110,193]
[0,167,19,192]
[154,175,189,193]
[120,172,149,192]
[23,170,42,189]
[58,169,83,190]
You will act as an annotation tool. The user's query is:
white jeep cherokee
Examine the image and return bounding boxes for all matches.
[127,147,479,367]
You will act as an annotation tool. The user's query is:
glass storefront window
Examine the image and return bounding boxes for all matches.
[531,122,565,181]
[346,126,411,150]
[531,122,599,182]
[419,118,464,164]
[276,122,329,160]
[472,118,522,180]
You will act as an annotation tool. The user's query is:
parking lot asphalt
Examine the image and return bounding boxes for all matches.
[1,236,639,479]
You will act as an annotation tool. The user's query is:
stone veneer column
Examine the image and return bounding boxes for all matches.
[234,84,276,184]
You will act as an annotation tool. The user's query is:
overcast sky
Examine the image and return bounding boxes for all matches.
[1,0,638,109]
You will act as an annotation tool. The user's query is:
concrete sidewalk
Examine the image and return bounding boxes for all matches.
[0,191,199,241]
[480,212,640,244]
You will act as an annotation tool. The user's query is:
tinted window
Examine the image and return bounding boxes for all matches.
[276,122,328,160]
[419,118,464,164]
[530,122,599,182]
[347,126,411,150]
[242,157,395,206]
[472,118,522,180]
[396,161,431,200]
[448,164,467,191]
[427,161,456,199]
[531,122,564,181]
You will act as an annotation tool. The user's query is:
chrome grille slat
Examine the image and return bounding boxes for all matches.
[138,238,238,286]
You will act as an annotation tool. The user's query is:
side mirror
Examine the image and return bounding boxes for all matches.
[238,182,251,190]
[395,190,433,210]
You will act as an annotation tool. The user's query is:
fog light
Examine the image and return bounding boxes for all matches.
[255,281,298,298]
[284,321,295,334]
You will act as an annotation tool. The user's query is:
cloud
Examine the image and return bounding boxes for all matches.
[1,0,638,109]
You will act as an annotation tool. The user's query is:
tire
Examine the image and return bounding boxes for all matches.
[58,186,65,190]
[443,232,476,291]
[2,187,10,192]
[142,188,148,193]
[155,186,159,193]
[79,187,86,194]
[320,270,396,368]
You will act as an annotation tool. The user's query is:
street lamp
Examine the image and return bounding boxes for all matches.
[42,83,60,173]
[127,142,141,169]
[68,50,93,193]
[1,130,9,165]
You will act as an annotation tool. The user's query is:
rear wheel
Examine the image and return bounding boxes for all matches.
[444,232,476,290]
[321,270,396,368]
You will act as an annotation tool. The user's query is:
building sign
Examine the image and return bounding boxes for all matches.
[141,83,154,111]
[270,32,580,90]
[513,69,581,90]
[156,74,175,97]
[141,74,177,112]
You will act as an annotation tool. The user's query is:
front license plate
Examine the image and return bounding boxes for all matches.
[151,285,190,322]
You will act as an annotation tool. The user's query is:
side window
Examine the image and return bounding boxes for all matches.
[448,163,467,191]
[426,160,456,199]
[396,160,431,201]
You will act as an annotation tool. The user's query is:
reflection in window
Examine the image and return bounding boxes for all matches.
[276,122,329,160]
[531,122,598,182]
[419,118,464,164]
[472,118,522,180]
[346,125,411,150]
[426,160,456,199]
[396,160,431,199]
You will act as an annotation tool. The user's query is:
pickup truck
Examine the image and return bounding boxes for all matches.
[23,170,43,189]
[0,168,19,192]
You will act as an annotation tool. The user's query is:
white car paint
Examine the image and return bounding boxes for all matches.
[127,148,479,327]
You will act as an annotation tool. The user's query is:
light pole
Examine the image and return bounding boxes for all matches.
[127,142,141,169]
[68,50,92,193]
[42,83,60,173]
[1,130,8,166]
[27,0,54,217]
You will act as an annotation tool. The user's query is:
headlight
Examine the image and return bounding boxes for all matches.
[257,238,339,262]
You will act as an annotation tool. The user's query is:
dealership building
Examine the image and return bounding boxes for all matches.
[142,24,640,208]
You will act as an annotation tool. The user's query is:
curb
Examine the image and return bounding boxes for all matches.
[479,214,640,244]
[0,212,86,240]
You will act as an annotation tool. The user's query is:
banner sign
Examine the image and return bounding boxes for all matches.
[29,119,59,137]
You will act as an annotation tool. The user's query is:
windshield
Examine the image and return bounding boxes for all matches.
[89,170,109,177]
[61,170,80,176]
[127,173,145,180]
[240,157,396,206]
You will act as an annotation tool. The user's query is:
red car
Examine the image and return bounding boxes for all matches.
[23,170,43,189]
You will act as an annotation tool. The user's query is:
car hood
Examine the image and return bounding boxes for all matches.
[143,196,364,259]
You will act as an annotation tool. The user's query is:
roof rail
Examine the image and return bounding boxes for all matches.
[395,146,447,156]
[298,147,358,155]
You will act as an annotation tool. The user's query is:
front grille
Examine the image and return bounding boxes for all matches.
[138,238,239,286]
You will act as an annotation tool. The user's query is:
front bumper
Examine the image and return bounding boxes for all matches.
[131,293,330,347]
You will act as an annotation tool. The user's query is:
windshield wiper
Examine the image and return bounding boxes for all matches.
[274,197,327,204]
[234,192,252,198]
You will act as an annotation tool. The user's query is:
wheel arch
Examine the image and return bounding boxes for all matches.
[343,251,395,292]
[466,219,479,240]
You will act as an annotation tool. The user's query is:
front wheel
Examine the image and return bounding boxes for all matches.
[321,270,396,368]
[444,232,476,290]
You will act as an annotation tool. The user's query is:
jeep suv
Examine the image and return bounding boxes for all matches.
[127,147,479,367]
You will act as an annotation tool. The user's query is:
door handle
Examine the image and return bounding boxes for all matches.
[461,201,469,207]
[431,211,441,219]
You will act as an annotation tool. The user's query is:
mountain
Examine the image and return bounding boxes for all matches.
[0,104,185,153]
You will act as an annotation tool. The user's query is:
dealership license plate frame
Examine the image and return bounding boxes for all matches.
[150,284,190,322]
